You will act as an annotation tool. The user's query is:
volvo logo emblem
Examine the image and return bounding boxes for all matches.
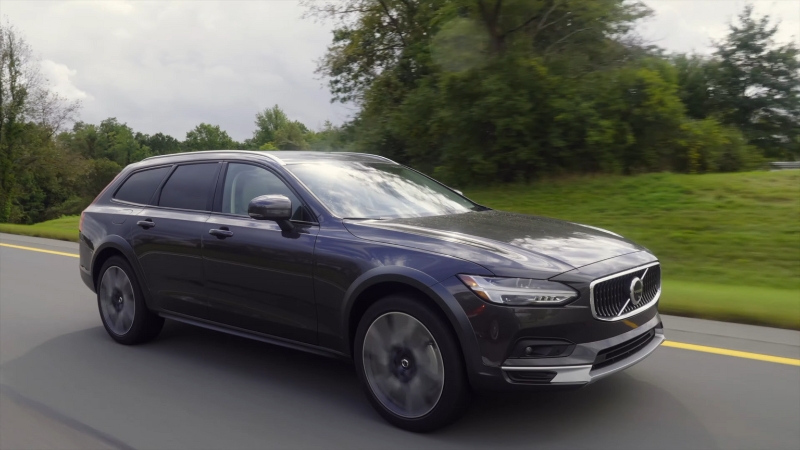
[629,277,644,306]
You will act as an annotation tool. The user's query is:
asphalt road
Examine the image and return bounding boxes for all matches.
[1,233,799,450]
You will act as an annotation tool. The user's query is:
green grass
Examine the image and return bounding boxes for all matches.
[661,280,800,330]
[466,170,800,329]
[1,171,799,328]
[0,216,80,242]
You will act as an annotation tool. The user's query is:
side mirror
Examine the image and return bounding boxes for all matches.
[248,195,294,232]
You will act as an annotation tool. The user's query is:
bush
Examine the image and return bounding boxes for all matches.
[677,118,763,173]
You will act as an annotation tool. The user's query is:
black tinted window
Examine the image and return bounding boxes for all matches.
[114,166,171,205]
[159,163,219,211]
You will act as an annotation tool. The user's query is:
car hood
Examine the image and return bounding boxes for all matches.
[343,210,647,279]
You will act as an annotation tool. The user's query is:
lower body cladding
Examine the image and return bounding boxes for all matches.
[439,276,664,390]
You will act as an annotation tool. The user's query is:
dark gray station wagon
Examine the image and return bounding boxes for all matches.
[79,151,664,431]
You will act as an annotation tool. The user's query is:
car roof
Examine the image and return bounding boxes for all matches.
[140,150,397,166]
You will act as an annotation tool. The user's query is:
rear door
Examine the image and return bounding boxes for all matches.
[203,162,319,344]
[129,162,222,318]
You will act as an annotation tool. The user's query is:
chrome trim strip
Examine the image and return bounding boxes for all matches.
[501,329,664,384]
[502,364,593,384]
[589,261,661,322]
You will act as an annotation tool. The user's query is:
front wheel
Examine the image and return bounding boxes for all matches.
[355,295,471,432]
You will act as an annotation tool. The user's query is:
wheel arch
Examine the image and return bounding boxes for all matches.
[342,267,473,364]
[91,236,155,307]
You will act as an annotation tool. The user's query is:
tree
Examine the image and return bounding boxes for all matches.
[251,105,289,147]
[673,54,719,120]
[713,5,800,159]
[308,120,353,151]
[309,0,671,182]
[0,22,80,222]
[308,0,652,103]
[273,121,310,150]
[184,123,237,151]
[61,119,150,166]
[136,132,182,155]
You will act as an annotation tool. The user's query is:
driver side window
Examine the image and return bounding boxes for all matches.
[221,163,307,220]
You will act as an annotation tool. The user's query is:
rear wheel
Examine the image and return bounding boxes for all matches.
[355,294,471,432]
[97,256,163,345]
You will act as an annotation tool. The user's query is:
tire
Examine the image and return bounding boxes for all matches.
[96,256,164,345]
[355,294,471,432]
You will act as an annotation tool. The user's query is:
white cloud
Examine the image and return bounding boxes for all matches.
[2,0,349,140]
[40,60,91,101]
[640,0,800,54]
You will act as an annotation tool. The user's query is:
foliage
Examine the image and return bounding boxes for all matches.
[311,0,798,184]
[2,4,798,225]
[250,105,290,148]
[136,132,182,155]
[712,6,800,159]
[184,123,237,151]
[1,22,80,222]
[677,118,762,173]
[673,6,800,159]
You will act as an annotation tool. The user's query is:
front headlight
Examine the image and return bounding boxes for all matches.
[457,275,578,306]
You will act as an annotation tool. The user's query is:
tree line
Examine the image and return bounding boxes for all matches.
[308,1,798,184]
[1,1,798,224]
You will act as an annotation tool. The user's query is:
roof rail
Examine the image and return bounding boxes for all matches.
[142,150,284,165]
[337,152,396,163]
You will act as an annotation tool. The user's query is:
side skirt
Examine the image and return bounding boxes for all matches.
[158,311,351,361]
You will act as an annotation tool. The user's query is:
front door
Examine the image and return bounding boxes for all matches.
[203,162,318,344]
[130,162,221,318]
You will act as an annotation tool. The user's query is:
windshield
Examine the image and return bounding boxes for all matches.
[287,162,480,219]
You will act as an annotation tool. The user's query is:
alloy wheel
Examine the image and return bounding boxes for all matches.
[99,266,136,335]
[362,312,445,418]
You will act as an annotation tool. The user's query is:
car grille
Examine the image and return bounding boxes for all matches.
[591,263,661,320]
[593,329,656,370]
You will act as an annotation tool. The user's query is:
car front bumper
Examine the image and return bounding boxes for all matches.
[500,316,664,385]
[435,263,664,391]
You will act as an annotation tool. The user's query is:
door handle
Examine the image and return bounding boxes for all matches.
[209,228,234,238]
[137,219,155,229]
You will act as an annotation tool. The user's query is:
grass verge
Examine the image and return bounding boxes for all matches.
[0,216,79,242]
[660,280,799,330]
[467,170,800,330]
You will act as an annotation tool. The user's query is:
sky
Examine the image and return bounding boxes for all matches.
[1,0,798,141]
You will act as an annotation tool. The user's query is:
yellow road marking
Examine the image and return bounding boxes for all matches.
[663,341,800,366]
[0,242,79,258]
[2,240,800,367]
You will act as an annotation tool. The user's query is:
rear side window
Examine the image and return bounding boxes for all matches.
[114,166,171,205]
[158,163,220,211]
